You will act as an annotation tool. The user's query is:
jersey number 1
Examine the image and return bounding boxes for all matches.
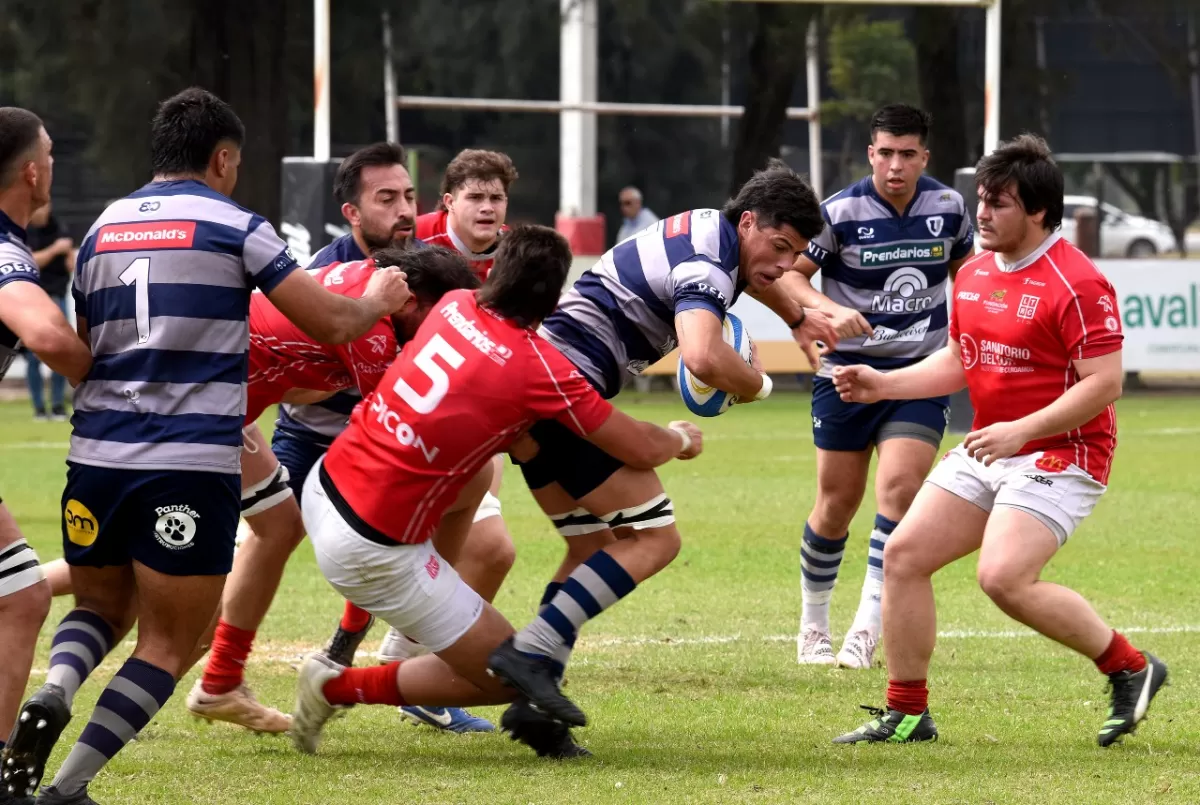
[119,257,151,344]
[393,334,465,414]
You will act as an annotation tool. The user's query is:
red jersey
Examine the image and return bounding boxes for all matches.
[950,233,1122,483]
[416,210,506,280]
[322,289,613,544]
[246,259,397,425]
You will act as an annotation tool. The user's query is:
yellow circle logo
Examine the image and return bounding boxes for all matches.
[64,499,99,546]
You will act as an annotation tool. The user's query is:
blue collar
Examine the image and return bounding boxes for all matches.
[0,208,28,244]
[861,175,923,219]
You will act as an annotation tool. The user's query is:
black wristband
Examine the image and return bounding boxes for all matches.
[787,309,807,330]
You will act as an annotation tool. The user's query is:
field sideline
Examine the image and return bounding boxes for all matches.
[1,393,1198,804]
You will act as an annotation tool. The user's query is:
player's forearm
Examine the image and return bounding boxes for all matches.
[880,347,966,400]
[624,422,688,469]
[309,296,390,345]
[1013,371,1123,444]
[772,270,831,313]
[21,321,92,382]
[683,343,764,400]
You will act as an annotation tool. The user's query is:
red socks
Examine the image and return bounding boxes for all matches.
[886,679,929,715]
[1095,630,1147,675]
[201,620,256,695]
[340,602,373,633]
[322,662,405,707]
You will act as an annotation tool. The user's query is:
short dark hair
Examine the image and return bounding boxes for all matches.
[335,142,407,206]
[150,88,245,176]
[975,134,1064,232]
[370,245,480,306]
[870,104,932,145]
[476,225,572,328]
[439,149,519,198]
[722,158,823,240]
[0,107,44,189]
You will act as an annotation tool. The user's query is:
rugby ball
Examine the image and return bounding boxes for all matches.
[677,312,753,417]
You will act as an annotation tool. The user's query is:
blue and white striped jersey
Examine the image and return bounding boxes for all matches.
[0,210,40,380]
[541,209,741,398]
[69,179,299,473]
[803,175,973,376]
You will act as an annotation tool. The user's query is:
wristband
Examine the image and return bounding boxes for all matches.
[668,424,692,454]
[754,373,773,401]
[787,309,807,330]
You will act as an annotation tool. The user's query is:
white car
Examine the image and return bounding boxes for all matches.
[1060,195,1176,258]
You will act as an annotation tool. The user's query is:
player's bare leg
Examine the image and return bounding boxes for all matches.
[491,467,682,727]
[0,503,51,795]
[37,565,225,802]
[528,481,615,612]
[838,437,938,669]
[443,456,516,602]
[39,557,73,598]
[185,425,295,733]
[798,448,869,665]
[5,563,136,799]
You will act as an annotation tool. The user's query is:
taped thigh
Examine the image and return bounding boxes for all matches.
[599,494,675,531]
[241,463,294,516]
[550,508,609,538]
[0,539,45,597]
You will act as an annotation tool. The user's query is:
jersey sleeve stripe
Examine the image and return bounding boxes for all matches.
[527,334,588,435]
[1043,254,1089,359]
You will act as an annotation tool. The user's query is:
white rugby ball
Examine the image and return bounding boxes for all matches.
[677,312,753,417]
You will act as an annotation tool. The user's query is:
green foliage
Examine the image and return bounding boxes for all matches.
[823,15,919,127]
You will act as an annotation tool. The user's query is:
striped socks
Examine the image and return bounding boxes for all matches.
[800,523,846,631]
[850,514,898,634]
[46,609,115,709]
[514,550,636,673]
[48,658,175,796]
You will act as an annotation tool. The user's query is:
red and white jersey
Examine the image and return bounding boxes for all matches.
[246,259,397,425]
[416,210,505,280]
[950,232,1122,483]
[322,289,614,545]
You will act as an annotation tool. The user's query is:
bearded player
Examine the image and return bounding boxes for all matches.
[833,135,1167,746]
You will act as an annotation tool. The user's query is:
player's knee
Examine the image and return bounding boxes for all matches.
[4,576,52,625]
[876,472,924,519]
[976,561,1025,610]
[475,522,516,577]
[812,489,860,535]
[881,529,925,579]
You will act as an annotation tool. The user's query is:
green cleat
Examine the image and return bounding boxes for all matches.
[1098,652,1168,747]
[833,705,939,744]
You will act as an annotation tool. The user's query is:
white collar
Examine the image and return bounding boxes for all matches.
[994,231,1061,273]
[446,218,496,262]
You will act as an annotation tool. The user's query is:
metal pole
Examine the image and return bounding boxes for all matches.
[983,0,1002,155]
[560,0,598,218]
[383,9,398,145]
[396,95,817,119]
[1188,12,1200,228]
[720,8,731,149]
[314,0,330,161]
[1035,15,1050,137]
[805,17,822,199]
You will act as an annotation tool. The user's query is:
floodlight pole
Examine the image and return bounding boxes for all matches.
[314,0,331,161]
[561,0,599,218]
[806,18,823,199]
[383,9,399,145]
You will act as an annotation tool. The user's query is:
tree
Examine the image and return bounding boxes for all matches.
[823,13,919,183]
[729,2,817,195]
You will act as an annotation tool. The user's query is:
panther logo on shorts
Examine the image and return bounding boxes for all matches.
[154,505,200,550]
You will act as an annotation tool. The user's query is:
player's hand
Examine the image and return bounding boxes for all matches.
[826,303,873,340]
[54,237,73,256]
[831,364,887,404]
[791,308,838,370]
[749,336,762,373]
[362,266,411,314]
[963,421,1030,467]
[668,420,704,460]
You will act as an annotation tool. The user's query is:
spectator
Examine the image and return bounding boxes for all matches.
[616,185,659,244]
[24,200,73,420]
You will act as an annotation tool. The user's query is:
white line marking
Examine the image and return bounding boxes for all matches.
[8,442,70,449]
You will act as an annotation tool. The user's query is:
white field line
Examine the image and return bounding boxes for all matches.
[8,441,70,449]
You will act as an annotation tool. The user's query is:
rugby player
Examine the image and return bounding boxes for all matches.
[2,88,409,805]
[773,105,975,669]
[486,160,838,727]
[0,108,88,805]
[832,134,1167,745]
[290,225,704,759]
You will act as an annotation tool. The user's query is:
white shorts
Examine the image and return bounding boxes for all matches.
[302,459,484,653]
[926,445,1106,546]
[472,491,502,524]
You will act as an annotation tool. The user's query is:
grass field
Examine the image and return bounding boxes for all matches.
[2,393,1199,804]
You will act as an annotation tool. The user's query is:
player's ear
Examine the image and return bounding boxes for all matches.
[341,202,360,228]
[738,210,755,235]
[442,192,454,211]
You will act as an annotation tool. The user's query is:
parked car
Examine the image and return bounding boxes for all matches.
[1060,195,1176,258]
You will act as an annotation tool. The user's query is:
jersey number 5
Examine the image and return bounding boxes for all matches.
[393,334,465,414]
[119,257,151,345]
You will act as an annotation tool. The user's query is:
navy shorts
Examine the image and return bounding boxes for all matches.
[810,376,949,452]
[516,420,624,500]
[62,463,240,576]
[270,430,331,504]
